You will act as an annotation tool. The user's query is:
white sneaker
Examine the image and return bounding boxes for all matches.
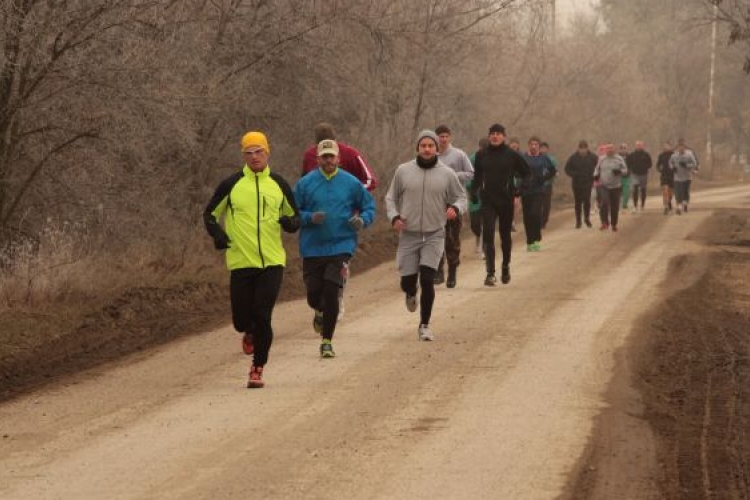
[405,293,417,313]
[418,324,434,341]
[630,207,637,214]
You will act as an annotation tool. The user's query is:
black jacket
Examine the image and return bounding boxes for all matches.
[564,151,598,188]
[471,143,531,205]
[628,150,653,175]
[656,150,674,186]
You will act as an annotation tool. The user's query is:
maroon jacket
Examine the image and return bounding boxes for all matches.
[301,142,378,192]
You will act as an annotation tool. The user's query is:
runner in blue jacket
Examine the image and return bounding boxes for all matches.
[294,139,376,358]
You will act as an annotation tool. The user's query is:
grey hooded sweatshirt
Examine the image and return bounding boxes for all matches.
[669,150,699,182]
[594,155,628,189]
[386,158,467,234]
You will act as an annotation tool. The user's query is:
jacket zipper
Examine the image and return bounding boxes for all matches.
[420,168,426,239]
[255,176,265,267]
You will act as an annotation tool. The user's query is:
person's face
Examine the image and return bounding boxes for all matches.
[438,133,451,152]
[578,146,588,155]
[619,144,628,154]
[663,142,672,152]
[418,138,438,160]
[677,144,686,154]
[528,140,540,155]
[635,141,644,150]
[509,140,520,151]
[606,145,616,156]
[318,153,338,174]
[540,145,549,155]
[243,147,269,172]
[489,132,505,146]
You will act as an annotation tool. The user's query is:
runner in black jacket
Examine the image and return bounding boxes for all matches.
[656,141,675,215]
[470,124,530,286]
[564,140,598,228]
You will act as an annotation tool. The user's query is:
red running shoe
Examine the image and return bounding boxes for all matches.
[247,365,264,389]
[242,333,254,355]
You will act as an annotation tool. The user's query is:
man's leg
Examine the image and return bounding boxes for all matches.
[521,195,535,245]
[246,266,283,380]
[481,204,498,276]
[444,217,461,287]
[498,202,514,283]
[610,188,622,229]
[582,185,593,225]
[573,184,583,226]
[418,266,436,327]
[599,186,610,227]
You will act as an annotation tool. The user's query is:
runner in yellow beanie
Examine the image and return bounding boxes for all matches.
[241,131,270,153]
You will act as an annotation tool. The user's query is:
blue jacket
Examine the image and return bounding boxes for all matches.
[294,168,376,258]
[520,153,557,196]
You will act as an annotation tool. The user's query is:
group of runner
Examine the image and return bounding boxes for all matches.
[204,124,699,389]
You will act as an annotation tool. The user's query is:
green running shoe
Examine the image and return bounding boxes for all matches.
[313,310,324,335]
[320,339,335,358]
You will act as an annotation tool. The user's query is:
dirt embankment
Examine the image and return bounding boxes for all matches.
[0,224,397,402]
[566,210,750,499]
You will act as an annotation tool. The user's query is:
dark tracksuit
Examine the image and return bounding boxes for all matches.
[628,149,652,207]
[657,150,675,209]
[470,143,531,274]
[521,153,557,245]
[564,151,598,226]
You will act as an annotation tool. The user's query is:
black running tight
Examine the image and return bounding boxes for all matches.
[401,266,436,325]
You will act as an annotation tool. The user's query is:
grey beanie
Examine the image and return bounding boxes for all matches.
[416,129,439,149]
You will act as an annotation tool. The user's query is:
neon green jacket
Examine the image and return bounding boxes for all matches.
[204,165,298,270]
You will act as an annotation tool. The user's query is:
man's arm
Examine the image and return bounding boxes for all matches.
[446,169,467,215]
[385,168,403,224]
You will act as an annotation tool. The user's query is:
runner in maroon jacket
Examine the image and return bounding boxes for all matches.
[301,122,378,192]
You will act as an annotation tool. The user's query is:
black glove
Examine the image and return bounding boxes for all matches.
[213,229,230,250]
[279,215,299,233]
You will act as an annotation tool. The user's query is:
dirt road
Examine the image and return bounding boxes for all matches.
[2,185,749,500]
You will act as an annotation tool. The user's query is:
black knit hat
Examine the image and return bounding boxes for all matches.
[489,123,506,134]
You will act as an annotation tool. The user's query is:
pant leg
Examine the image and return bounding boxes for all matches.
[598,185,610,225]
[609,188,622,227]
[246,266,284,367]
[621,177,631,208]
[674,181,686,204]
[481,203,498,274]
[303,259,325,312]
[685,180,692,203]
[572,184,583,224]
[522,193,543,243]
[582,185,592,222]
[497,201,514,267]
[444,217,462,269]
[418,266,436,325]
[320,280,340,340]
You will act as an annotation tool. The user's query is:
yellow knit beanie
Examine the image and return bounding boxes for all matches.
[240,131,270,153]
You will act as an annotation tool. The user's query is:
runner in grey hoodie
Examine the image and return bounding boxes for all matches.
[593,143,628,231]
[669,139,699,214]
[386,130,467,341]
